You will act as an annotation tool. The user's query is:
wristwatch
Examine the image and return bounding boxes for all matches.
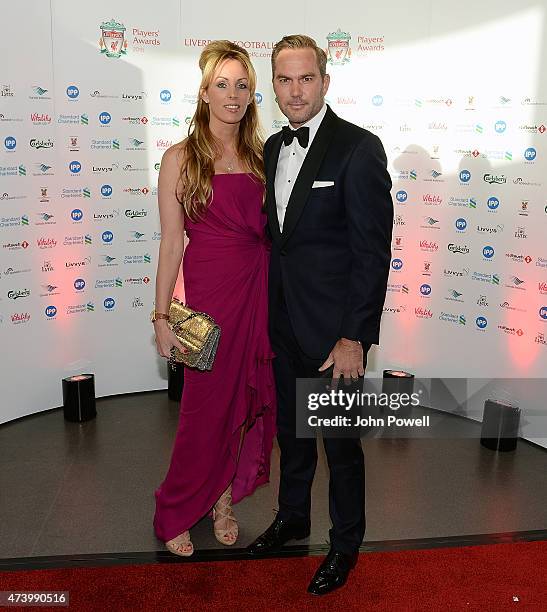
[150,309,170,323]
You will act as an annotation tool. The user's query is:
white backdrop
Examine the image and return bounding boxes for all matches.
[1,0,546,446]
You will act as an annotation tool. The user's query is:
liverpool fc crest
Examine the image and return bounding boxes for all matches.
[326,29,351,65]
[99,19,128,58]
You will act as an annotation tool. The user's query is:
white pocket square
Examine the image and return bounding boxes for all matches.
[312,180,334,188]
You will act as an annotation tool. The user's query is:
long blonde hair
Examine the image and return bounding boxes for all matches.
[177,40,265,221]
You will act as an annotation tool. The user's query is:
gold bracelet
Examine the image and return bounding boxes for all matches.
[150,310,170,322]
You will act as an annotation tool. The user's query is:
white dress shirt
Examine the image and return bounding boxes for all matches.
[274,103,327,231]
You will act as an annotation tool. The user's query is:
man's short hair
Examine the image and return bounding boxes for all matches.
[271,34,328,78]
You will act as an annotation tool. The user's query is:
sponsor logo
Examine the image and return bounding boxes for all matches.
[95,277,123,289]
[482,245,495,260]
[1,84,15,97]
[7,289,31,300]
[524,147,537,162]
[11,312,31,324]
[36,237,56,249]
[459,170,471,183]
[477,223,503,234]
[476,316,488,330]
[66,302,95,315]
[383,305,406,314]
[4,136,17,151]
[505,253,533,264]
[65,257,92,269]
[57,113,88,125]
[98,255,118,267]
[394,190,408,204]
[494,120,507,133]
[102,231,114,244]
[484,173,506,184]
[500,301,526,313]
[471,272,500,285]
[439,312,466,325]
[420,240,439,252]
[92,163,119,174]
[445,289,464,303]
[455,218,467,232]
[415,307,433,319]
[498,325,524,336]
[519,123,546,134]
[505,275,526,291]
[123,253,151,264]
[391,257,403,271]
[30,86,51,100]
[386,283,409,294]
[63,234,92,246]
[5,265,31,275]
[93,209,120,221]
[128,231,146,243]
[30,113,52,125]
[422,193,442,205]
[513,177,542,187]
[2,240,30,251]
[421,216,440,229]
[419,283,432,297]
[125,209,147,219]
[156,138,173,150]
[66,85,79,99]
[30,138,54,150]
[448,196,476,208]
[40,284,60,297]
[120,91,146,101]
[448,243,470,254]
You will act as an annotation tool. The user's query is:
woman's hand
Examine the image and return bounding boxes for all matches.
[154,319,189,358]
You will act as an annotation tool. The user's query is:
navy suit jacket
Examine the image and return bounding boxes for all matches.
[265,105,393,359]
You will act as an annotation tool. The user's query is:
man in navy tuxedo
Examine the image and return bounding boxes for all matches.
[247,34,393,595]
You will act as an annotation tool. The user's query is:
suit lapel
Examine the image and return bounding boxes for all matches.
[265,131,283,245]
[265,106,339,247]
[279,106,338,248]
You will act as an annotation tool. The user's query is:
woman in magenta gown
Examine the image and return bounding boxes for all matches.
[152,41,276,556]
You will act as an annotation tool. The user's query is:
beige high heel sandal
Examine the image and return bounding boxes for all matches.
[212,485,238,546]
[166,530,194,557]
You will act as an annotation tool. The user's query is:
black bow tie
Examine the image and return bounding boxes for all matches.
[282,125,310,148]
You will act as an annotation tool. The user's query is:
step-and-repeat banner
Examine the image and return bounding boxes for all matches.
[1,1,546,442]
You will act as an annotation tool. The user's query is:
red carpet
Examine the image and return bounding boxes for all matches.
[1,541,545,611]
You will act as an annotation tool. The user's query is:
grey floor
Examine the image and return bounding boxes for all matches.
[1,390,546,559]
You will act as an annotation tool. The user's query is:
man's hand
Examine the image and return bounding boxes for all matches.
[318,338,365,383]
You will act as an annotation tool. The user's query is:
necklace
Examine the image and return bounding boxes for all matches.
[225,157,236,173]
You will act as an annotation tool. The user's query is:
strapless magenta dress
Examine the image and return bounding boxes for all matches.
[153,173,276,542]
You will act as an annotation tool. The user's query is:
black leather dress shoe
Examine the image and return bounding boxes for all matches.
[307,550,359,596]
[246,517,310,555]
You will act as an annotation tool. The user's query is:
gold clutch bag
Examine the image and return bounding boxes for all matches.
[167,298,221,371]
